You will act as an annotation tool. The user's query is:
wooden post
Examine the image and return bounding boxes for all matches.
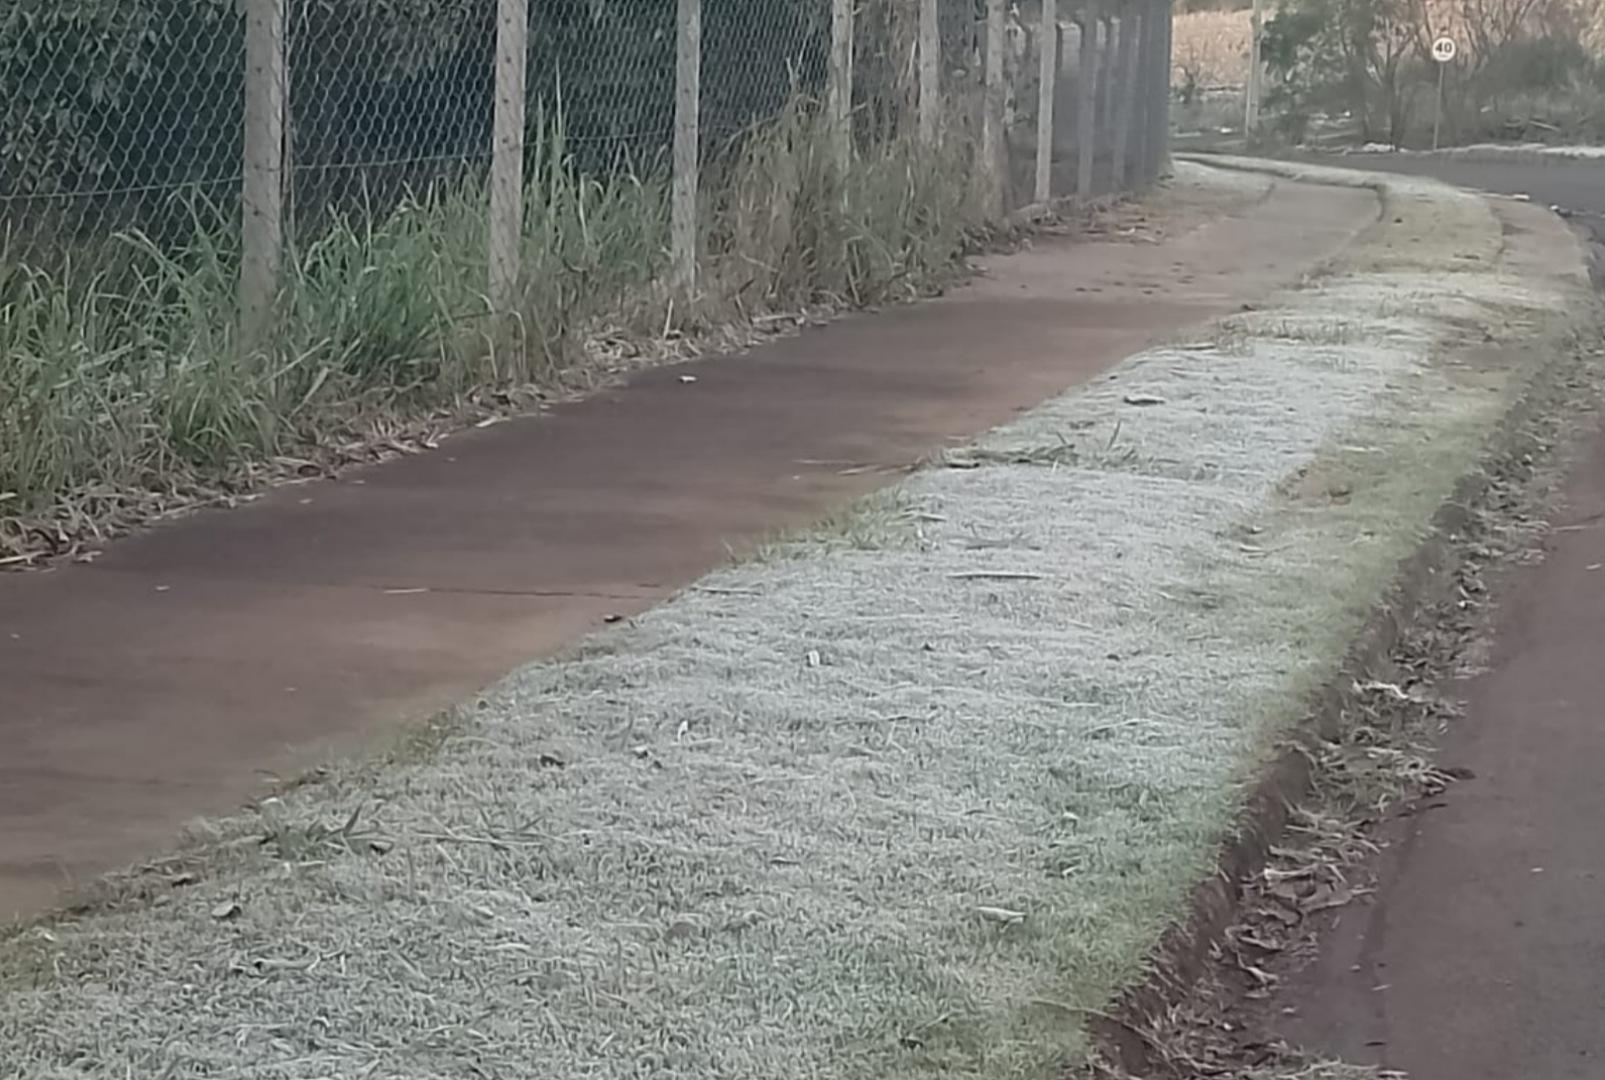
[1034,0,1058,204]
[981,0,1006,218]
[1076,10,1097,195]
[487,0,527,317]
[918,0,940,148]
[672,0,701,294]
[240,0,285,352]
[1110,11,1139,190]
[829,0,855,174]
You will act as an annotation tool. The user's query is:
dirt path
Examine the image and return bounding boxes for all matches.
[1271,155,1605,1080]
[0,173,1375,926]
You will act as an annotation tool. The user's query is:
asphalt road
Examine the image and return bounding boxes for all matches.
[1279,151,1605,1080]
[1338,151,1605,251]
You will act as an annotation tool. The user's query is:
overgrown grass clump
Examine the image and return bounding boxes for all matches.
[0,108,989,562]
[708,100,987,312]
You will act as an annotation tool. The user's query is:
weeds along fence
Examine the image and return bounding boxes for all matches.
[0,0,1173,563]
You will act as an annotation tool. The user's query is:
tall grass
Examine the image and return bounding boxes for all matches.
[708,98,988,315]
[0,105,988,561]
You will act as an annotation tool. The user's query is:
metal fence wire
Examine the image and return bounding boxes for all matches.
[0,1,244,259]
[283,0,497,238]
[0,0,1174,323]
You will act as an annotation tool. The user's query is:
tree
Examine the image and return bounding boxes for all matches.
[1261,0,1429,145]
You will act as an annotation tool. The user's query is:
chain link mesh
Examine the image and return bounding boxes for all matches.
[0,1,243,264]
[283,0,679,236]
[283,0,491,238]
[528,3,676,172]
[703,0,827,148]
[1,0,1171,271]
[0,0,1174,567]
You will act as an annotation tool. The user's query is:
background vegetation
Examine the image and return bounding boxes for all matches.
[1171,0,1605,146]
[1263,0,1605,145]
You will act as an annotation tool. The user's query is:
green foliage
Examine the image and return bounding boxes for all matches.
[707,98,983,313]
[0,0,992,561]
[0,97,988,559]
[0,127,666,536]
[1261,0,1425,146]
[1262,0,1605,146]
[1481,33,1598,94]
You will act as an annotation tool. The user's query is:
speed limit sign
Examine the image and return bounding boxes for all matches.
[1431,37,1457,149]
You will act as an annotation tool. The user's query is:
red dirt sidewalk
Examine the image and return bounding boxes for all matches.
[0,176,1376,925]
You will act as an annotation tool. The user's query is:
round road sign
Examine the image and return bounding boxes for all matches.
[1432,36,1458,63]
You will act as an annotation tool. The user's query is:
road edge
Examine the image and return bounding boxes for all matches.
[1084,172,1605,1075]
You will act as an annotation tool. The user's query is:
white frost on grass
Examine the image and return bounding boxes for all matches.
[0,169,1585,1080]
[1350,141,1605,160]
[1168,157,1273,197]
[1478,142,1605,159]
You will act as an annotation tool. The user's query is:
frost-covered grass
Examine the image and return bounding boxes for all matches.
[1349,141,1605,160]
[0,170,1589,1080]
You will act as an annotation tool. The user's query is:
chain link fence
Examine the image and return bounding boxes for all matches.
[282,0,494,239]
[0,2,244,260]
[1,0,1174,562]
[2,0,1173,277]
[999,0,1175,211]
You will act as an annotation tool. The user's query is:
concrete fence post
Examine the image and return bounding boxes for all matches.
[487,0,527,318]
[1075,11,1098,195]
[981,0,1007,218]
[1110,10,1139,190]
[1139,0,1162,184]
[829,0,855,174]
[240,0,285,352]
[671,0,701,294]
[1098,15,1116,138]
[1034,0,1058,205]
[1144,0,1171,180]
[918,0,940,148]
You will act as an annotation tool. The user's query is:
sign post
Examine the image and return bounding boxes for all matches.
[1431,36,1457,151]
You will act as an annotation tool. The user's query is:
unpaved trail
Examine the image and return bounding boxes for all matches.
[0,171,1376,926]
[1274,154,1605,1080]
